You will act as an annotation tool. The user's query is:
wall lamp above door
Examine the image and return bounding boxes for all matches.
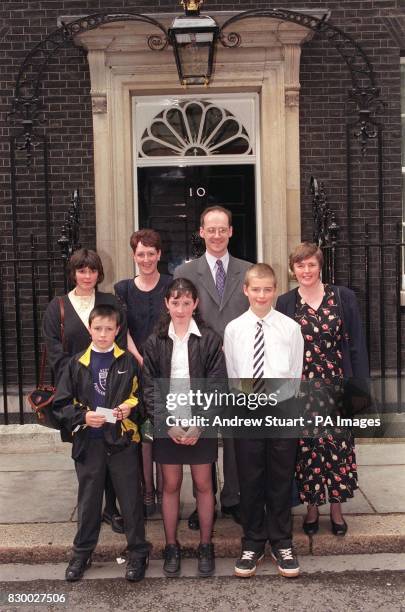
[168,0,219,86]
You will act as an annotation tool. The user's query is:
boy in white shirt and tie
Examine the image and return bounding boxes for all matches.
[224,263,304,578]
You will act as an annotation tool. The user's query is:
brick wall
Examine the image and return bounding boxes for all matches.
[0,0,402,399]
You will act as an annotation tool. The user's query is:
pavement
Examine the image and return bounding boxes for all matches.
[2,565,405,612]
[1,425,405,564]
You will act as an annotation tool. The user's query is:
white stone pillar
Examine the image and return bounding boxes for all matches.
[260,60,289,293]
[87,49,116,288]
[283,44,302,274]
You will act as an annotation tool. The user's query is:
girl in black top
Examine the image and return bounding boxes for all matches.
[142,278,227,577]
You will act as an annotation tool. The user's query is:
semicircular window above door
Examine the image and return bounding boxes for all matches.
[139,99,253,159]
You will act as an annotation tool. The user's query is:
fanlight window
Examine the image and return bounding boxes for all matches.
[139,100,252,158]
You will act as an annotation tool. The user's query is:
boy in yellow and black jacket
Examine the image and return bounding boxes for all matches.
[53,304,149,583]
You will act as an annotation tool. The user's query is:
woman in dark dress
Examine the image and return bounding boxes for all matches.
[142,278,227,577]
[114,229,171,516]
[276,243,369,536]
[42,248,127,533]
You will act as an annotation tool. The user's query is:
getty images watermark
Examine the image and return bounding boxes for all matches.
[165,389,380,430]
[152,378,383,438]
[166,389,278,412]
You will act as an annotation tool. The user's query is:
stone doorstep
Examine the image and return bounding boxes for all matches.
[1,516,405,564]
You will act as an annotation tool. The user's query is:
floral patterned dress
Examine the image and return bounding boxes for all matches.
[295,284,358,506]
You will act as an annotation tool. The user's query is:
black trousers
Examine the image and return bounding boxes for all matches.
[104,470,118,514]
[234,437,298,552]
[73,440,149,560]
[220,437,240,507]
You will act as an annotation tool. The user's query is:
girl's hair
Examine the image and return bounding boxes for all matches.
[68,248,104,285]
[156,277,205,337]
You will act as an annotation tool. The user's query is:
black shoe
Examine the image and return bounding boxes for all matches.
[126,555,149,582]
[163,543,181,577]
[221,503,241,524]
[303,517,319,536]
[270,546,300,578]
[65,557,91,582]
[234,550,264,578]
[188,508,200,531]
[102,511,124,534]
[330,517,348,536]
[197,543,215,577]
[188,508,217,531]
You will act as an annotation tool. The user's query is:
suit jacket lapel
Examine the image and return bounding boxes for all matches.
[197,255,221,306]
[220,255,243,311]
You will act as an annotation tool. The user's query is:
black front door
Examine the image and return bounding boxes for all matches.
[137,164,256,274]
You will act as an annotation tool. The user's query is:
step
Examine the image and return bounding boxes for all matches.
[1,515,405,564]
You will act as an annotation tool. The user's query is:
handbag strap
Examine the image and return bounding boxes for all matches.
[39,296,65,386]
[38,348,48,387]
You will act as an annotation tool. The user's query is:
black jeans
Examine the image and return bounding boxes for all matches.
[235,437,298,552]
[73,440,149,559]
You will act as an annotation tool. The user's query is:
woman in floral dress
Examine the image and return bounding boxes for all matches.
[276,242,369,536]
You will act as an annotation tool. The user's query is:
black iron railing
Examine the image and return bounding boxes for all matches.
[0,253,66,424]
[0,190,80,424]
[312,177,405,413]
[321,236,405,413]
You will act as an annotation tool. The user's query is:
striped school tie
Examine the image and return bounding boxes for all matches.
[253,320,265,394]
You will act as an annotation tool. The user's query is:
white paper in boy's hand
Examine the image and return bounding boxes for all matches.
[96,407,117,424]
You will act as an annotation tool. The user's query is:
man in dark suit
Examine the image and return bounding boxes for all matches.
[174,205,252,528]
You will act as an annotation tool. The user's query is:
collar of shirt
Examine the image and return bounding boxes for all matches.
[68,288,96,329]
[205,250,230,278]
[246,307,274,327]
[91,343,114,353]
[168,318,202,343]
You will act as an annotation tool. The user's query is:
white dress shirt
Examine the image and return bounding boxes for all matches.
[224,307,304,400]
[168,318,201,419]
[205,251,230,282]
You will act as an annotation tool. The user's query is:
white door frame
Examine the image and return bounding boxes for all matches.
[131,92,263,262]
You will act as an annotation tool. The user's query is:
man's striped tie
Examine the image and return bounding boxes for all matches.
[253,320,265,394]
[215,259,226,299]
